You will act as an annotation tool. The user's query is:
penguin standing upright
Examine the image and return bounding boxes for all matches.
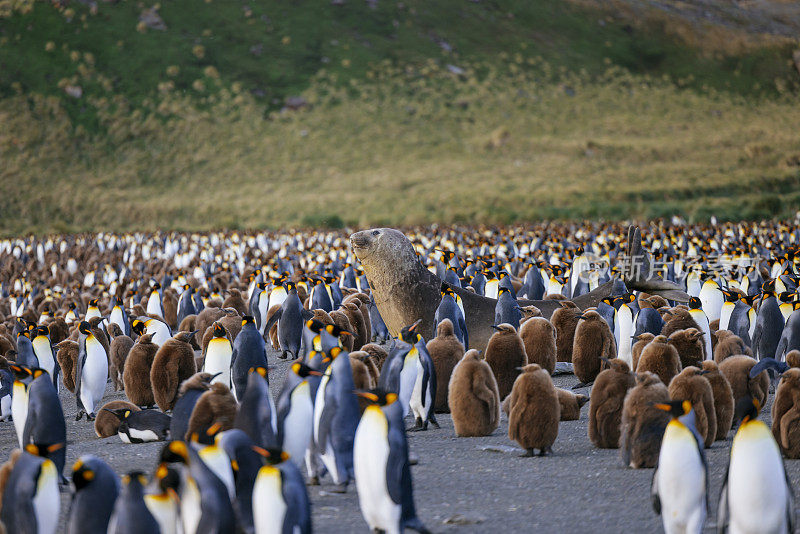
[353,389,429,534]
[67,455,120,534]
[752,280,786,361]
[10,364,33,447]
[651,400,708,534]
[144,463,182,534]
[231,316,268,400]
[22,367,67,478]
[717,397,795,533]
[176,284,196,328]
[251,446,313,534]
[434,286,468,348]
[401,325,439,432]
[234,367,278,448]
[494,286,521,329]
[699,277,724,323]
[204,322,234,388]
[31,325,58,387]
[264,282,314,360]
[147,281,165,318]
[0,443,62,534]
[614,294,638,367]
[107,471,161,534]
[313,346,360,491]
[75,320,109,421]
[109,296,130,337]
[15,329,39,368]
[687,297,713,361]
[277,362,321,470]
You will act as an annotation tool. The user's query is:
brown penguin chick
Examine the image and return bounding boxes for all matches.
[636,335,681,386]
[44,316,69,345]
[349,351,379,387]
[162,289,178,328]
[94,400,141,438]
[193,307,226,347]
[572,310,616,385]
[545,294,567,301]
[667,366,717,447]
[701,360,734,441]
[666,328,705,369]
[631,333,655,371]
[773,368,800,458]
[713,330,752,363]
[646,295,669,309]
[484,323,528,400]
[55,340,79,392]
[718,355,769,416]
[448,349,500,437]
[178,314,196,334]
[556,388,589,421]
[108,324,134,391]
[588,358,635,448]
[0,334,12,357]
[201,317,237,356]
[310,308,334,325]
[222,288,248,317]
[186,382,238,440]
[217,309,243,342]
[661,308,702,338]
[426,319,465,412]
[507,363,560,456]
[518,317,556,375]
[328,310,354,352]
[341,302,367,351]
[123,333,159,407]
[150,331,198,412]
[343,292,372,343]
[619,372,670,468]
[551,301,581,363]
[787,349,800,368]
[361,343,389,371]
[350,354,373,414]
[518,305,542,322]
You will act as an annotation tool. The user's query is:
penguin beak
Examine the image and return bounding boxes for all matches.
[490,325,502,331]
[652,403,671,412]
[408,319,423,332]
[210,372,223,380]
[354,390,379,401]
[308,370,323,377]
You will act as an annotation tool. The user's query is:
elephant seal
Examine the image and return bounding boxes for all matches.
[349,227,686,351]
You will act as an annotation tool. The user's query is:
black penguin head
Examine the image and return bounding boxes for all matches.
[102,408,131,421]
[653,399,691,419]
[78,321,93,336]
[241,315,255,327]
[24,442,64,459]
[762,279,776,295]
[72,458,98,490]
[189,422,222,445]
[291,362,322,378]
[324,324,352,339]
[399,319,423,344]
[68,302,77,310]
[152,282,161,290]
[321,347,343,364]
[252,446,290,466]
[161,441,190,464]
[355,388,399,407]
[212,322,226,338]
[154,463,180,493]
[285,281,297,292]
[122,471,149,488]
[33,325,49,338]
[734,397,760,426]
[17,329,30,339]
[115,296,124,306]
[89,299,99,307]
[249,366,272,379]
[688,297,702,310]
[9,364,33,380]
[498,286,511,296]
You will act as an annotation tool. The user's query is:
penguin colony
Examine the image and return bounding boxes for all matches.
[0,221,798,532]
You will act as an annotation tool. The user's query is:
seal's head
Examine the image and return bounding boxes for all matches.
[350,228,420,275]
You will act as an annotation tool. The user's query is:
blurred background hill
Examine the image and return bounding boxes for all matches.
[1,0,799,235]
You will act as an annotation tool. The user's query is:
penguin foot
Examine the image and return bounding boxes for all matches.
[429,416,441,429]
[538,447,551,457]
[279,351,290,360]
[75,411,85,421]
[307,476,320,486]
[520,449,536,457]
[86,412,96,421]
[331,482,348,494]
[407,418,425,432]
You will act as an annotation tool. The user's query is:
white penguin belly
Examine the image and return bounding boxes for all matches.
[33,460,60,534]
[204,339,232,387]
[11,382,28,447]
[690,311,713,361]
[1,394,12,420]
[146,321,171,347]
[284,384,313,468]
[180,476,203,534]
[657,429,706,533]
[354,411,400,534]
[399,354,419,417]
[110,308,126,333]
[81,338,109,414]
[700,289,723,323]
[252,466,287,534]
[728,426,789,534]
[32,338,55,376]
[147,293,163,317]
[617,308,634,367]
[144,494,180,534]
[719,304,734,331]
[258,293,270,334]
[409,360,425,420]
[198,445,236,500]
[123,427,160,443]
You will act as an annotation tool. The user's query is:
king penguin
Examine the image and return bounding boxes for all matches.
[233,367,278,448]
[107,471,161,534]
[0,442,62,534]
[699,276,724,323]
[204,322,233,389]
[231,316,269,400]
[67,455,120,534]
[264,282,314,360]
[353,389,430,534]
[717,397,795,533]
[614,294,638,367]
[109,296,130,337]
[176,284,197,328]
[75,320,109,421]
[400,325,439,432]
[252,447,313,534]
[21,367,67,479]
[688,298,713,361]
[651,400,708,534]
[277,362,321,470]
[752,280,786,361]
[31,325,58,388]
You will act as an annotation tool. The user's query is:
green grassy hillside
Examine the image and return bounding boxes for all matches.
[1,0,799,234]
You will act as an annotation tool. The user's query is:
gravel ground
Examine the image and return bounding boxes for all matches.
[1,349,798,533]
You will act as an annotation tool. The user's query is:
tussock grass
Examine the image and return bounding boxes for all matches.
[2,62,799,235]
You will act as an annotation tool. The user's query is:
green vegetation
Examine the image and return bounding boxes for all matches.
[1,0,799,234]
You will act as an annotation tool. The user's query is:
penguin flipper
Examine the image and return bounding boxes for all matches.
[264,308,283,339]
[74,346,87,409]
[650,465,661,515]
[301,309,315,322]
[749,357,788,379]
